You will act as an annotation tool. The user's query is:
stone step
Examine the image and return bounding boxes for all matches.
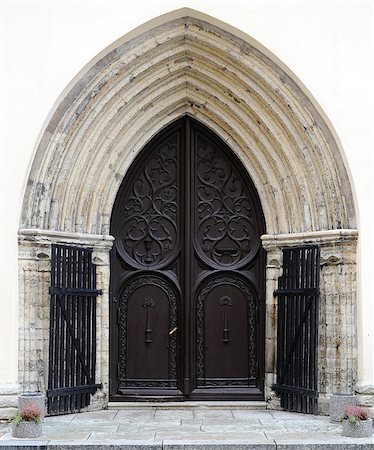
[107,401,268,410]
[0,443,374,449]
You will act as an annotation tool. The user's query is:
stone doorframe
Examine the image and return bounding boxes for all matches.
[17,10,358,412]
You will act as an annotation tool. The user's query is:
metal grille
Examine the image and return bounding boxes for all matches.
[273,246,320,414]
[48,244,102,415]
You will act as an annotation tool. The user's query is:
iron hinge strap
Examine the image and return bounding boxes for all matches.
[49,287,103,296]
[274,288,319,296]
[46,384,102,397]
[272,383,319,399]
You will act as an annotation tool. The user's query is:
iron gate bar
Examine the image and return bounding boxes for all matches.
[48,244,101,415]
[54,294,93,383]
[49,287,102,295]
[273,294,316,387]
[47,384,102,397]
[274,288,318,296]
[271,385,318,398]
[273,246,320,414]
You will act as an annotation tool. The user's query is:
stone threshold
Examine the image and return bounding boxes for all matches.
[107,401,268,410]
[0,442,374,449]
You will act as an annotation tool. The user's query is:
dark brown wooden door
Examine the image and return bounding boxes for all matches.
[110,117,265,401]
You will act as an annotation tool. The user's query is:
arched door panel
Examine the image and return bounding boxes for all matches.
[110,116,265,400]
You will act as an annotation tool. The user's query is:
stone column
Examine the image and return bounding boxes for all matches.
[17,229,113,413]
[262,245,282,409]
[262,229,358,414]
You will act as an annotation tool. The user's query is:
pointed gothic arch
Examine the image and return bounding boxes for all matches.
[19,10,357,412]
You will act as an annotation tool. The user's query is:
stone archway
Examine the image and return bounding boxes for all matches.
[18,10,357,412]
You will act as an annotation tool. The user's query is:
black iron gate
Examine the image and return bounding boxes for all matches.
[48,244,102,414]
[273,246,320,414]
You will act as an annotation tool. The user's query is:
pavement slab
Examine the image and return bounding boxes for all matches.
[88,431,157,442]
[116,409,156,420]
[154,410,194,421]
[193,411,234,420]
[139,424,202,433]
[155,431,271,441]
[162,441,276,450]
[0,406,374,449]
[232,411,274,420]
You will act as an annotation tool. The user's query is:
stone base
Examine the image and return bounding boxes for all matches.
[317,396,330,416]
[0,384,20,420]
[342,418,373,438]
[12,421,42,438]
[0,407,17,420]
[355,382,374,407]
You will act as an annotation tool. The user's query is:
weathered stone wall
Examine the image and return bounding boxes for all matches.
[262,230,358,414]
[14,229,113,417]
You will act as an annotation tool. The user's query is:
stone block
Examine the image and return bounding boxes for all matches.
[0,396,17,409]
[0,407,17,420]
[356,383,374,394]
[356,395,374,407]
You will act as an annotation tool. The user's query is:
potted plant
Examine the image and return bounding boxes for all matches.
[11,403,42,438]
[329,393,357,422]
[340,405,373,438]
[18,392,45,420]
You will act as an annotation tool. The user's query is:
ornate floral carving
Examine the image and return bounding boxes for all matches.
[218,296,232,306]
[117,138,179,267]
[194,136,259,267]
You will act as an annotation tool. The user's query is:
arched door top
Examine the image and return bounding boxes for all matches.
[21,11,356,236]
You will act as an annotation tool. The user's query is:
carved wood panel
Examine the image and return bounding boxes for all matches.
[110,117,265,401]
[118,275,178,389]
[115,131,180,269]
[196,275,258,386]
[194,130,261,269]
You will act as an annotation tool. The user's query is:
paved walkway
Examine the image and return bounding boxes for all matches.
[1,405,374,449]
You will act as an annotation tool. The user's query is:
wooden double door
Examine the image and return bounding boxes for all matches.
[110,117,265,401]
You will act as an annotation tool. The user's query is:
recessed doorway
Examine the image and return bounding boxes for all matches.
[109,116,266,401]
